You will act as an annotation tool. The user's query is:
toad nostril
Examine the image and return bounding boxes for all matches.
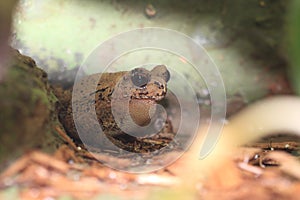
[154,81,162,87]
[154,81,165,89]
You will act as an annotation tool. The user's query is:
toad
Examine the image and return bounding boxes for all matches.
[55,65,174,153]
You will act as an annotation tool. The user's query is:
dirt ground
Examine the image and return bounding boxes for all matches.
[0,125,300,200]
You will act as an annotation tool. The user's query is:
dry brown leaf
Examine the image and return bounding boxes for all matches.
[266,151,300,180]
[30,151,70,173]
[0,156,29,180]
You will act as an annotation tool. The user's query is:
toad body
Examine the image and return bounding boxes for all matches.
[57,65,173,152]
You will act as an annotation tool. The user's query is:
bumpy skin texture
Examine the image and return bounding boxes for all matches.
[58,65,173,152]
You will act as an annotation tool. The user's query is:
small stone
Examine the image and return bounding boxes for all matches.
[145,4,156,18]
[259,1,266,7]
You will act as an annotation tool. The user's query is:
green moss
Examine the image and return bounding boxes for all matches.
[0,50,63,168]
[31,88,49,105]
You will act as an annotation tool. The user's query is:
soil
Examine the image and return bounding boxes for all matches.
[0,132,299,200]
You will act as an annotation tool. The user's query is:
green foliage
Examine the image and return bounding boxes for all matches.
[0,187,18,200]
[288,0,300,94]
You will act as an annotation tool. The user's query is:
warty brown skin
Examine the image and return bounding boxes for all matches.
[58,65,173,152]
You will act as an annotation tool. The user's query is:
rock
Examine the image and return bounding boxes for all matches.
[0,49,63,168]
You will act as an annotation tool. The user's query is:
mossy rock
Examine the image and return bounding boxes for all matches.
[0,49,63,168]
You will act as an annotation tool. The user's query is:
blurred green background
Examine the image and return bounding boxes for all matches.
[10,0,300,101]
[288,0,300,94]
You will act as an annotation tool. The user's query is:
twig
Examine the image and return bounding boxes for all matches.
[55,126,78,150]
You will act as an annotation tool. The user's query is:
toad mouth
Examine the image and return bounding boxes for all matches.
[132,93,166,101]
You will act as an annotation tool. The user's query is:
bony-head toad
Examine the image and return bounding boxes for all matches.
[57,65,174,153]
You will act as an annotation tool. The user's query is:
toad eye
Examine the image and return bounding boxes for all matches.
[131,69,150,87]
